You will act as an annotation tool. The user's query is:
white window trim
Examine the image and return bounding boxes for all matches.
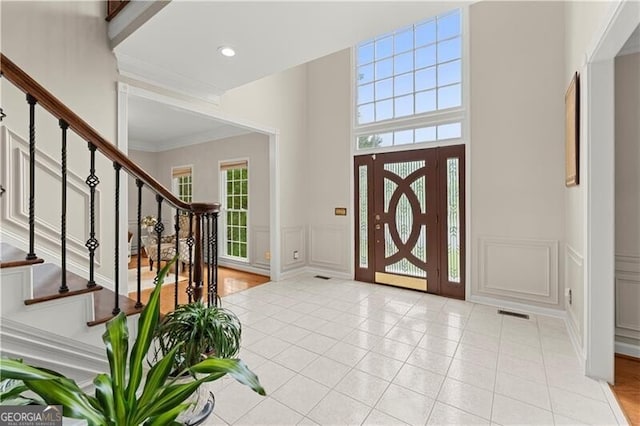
[219,157,250,263]
[170,164,194,204]
[352,7,469,154]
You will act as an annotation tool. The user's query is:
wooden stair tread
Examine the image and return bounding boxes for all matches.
[26,263,102,305]
[88,288,143,326]
[0,243,44,268]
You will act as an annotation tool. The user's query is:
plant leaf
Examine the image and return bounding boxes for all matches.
[102,312,128,424]
[0,358,61,381]
[136,344,181,410]
[126,256,177,407]
[145,402,191,426]
[190,358,265,396]
[24,379,107,426]
[0,381,29,402]
[94,374,115,423]
[139,381,203,421]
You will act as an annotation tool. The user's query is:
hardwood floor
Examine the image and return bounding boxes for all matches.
[611,354,640,426]
[127,254,270,313]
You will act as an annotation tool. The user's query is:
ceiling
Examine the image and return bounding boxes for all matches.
[128,95,251,152]
[114,1,471,101]
[619,23,640,56]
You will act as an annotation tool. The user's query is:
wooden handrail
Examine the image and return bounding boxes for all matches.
[1,53,221,308]
[0,53,213,212]
[106,0,130,22]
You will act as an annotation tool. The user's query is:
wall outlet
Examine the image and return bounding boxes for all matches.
[293,250,299,260]
[264,251,271,260]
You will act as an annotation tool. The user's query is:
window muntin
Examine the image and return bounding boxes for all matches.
[356,9,463,126]
[172,166,193,203]
[221,161,248,261]
[357,122,462,149]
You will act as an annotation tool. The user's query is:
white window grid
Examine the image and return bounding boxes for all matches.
[356,9,463,126]
[175,175,192,203]
[221,167,248,261]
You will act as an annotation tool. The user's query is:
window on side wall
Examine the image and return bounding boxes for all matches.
[220,160,248,261]
[172,166,193,203]
[355,9,465,150]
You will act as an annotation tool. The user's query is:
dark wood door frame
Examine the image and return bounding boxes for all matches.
[354,145,466,299]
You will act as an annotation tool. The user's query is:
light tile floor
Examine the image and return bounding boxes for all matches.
[203,275,622,425]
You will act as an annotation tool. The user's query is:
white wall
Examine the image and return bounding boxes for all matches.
[563,0,617,350]
[614,52,640,353]
[306,49,353,276]
[302,2,569,304]
[469,1,566,309]
[219,66,308,273]
[154,133,270,272]
[0,1,119,283]
[127,149,160,250]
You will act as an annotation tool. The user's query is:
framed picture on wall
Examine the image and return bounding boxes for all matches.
[565,72,580,187]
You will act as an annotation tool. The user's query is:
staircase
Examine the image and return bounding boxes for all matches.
[0,54,221,359]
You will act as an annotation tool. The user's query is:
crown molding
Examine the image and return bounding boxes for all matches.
[129,127,253,153]
[115,53,223,105]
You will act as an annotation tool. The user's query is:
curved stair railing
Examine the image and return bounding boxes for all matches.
[0,54,220,321]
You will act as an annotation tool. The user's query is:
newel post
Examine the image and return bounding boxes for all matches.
[190,203,220,302]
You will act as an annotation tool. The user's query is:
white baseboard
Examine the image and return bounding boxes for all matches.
[601,380,630,426]
[305,266,353,281]
[467,294,566,318]
[218,259,270,278]
[565,311,586,369]
[276,266,353,282]
[615,340,640,358]
[277,266,309,281]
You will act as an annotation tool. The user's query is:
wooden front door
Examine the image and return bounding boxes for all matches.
[354,145,465,299]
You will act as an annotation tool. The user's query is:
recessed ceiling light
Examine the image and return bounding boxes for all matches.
[218,46,236,57]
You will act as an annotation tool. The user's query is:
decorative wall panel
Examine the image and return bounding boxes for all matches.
[1,127,101,265]
[478,236,558,305]
[309,224,349,272]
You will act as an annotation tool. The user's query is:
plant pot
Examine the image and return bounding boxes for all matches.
[173,375,215,426]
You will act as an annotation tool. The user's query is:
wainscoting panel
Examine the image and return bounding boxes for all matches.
[251,226,270,268]
[615,254,640,342]
[565,245,584,347]
[1,127,101,265]
[282,226,305,270]
[309,224,350,273]
[477,236,558,305]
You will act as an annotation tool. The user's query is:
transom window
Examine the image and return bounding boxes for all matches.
[220,160,248,261]
[357,9,462,125]
[355,9,465,151]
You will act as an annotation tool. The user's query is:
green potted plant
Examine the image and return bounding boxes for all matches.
[0,257,265,425]
[154,302,242,375]
[152,300,242,422]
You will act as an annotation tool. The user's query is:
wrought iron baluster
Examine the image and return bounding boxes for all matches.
[186,211,194,303]
[192,211,203,302]
[112,162,121,315]
[206,213,211,307]
[212,211,218,306]
[85,143,99,288]
[135,179,143,308]
[26,94,37,260]
[58,119,69,293]
[155,194,164,281]
[174,211,180,308]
